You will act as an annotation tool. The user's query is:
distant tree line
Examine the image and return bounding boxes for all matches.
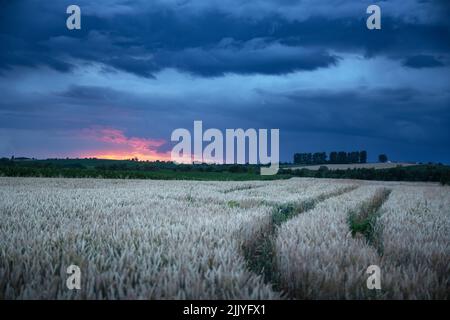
[1,157,449,184]
[0,158,268,178]
[294,151,368,165]
[278,165,450,185]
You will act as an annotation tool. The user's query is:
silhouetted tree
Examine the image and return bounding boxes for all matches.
[329,152,338,164]
[348,152,360,163]
[337,151,347,164]
[305,153,312,164]
[378,154,388,163]
[320,152,327,164]
[312,152,327,164]
[359,151,367,163]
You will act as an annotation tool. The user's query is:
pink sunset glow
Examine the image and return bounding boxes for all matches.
[78,127,172,161]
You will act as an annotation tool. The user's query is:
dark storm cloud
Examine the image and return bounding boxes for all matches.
[1,0,449,77]
[33,83,450,148]
[154,41,340,77]
[0,34,74,73]
[58,85,124,101]
[402,55,445,69]
[1,0,450,163]
[252,87,450,146]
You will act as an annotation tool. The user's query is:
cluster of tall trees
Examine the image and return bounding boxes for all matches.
[294,151,367,165]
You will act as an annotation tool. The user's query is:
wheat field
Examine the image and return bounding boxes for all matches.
[0,177,448,299]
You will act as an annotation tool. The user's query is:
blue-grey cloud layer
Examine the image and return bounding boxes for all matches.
[0,0,449,162]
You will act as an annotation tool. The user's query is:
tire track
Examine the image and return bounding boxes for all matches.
[242,185,358,292]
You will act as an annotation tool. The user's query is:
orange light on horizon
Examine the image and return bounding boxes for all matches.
[76,127,226,164]
[79,151,172,162]
[77,127,172,162]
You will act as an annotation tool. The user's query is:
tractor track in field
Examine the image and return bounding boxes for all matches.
[242,185,358,294]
